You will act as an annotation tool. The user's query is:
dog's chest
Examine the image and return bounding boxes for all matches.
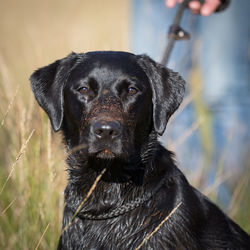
[61,205,172,250]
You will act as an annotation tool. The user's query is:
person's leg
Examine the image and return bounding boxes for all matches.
[199,0,250,176]
[130,0,195,76]
[130,0,204,172]
[197,0,250,206]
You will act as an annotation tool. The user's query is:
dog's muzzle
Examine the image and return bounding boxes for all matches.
[89,119,122,159]
[91,120,121,140]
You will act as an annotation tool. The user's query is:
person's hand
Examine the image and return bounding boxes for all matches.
[165,0,221,16]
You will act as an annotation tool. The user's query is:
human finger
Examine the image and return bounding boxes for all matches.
[200,0,221,16]
[165,0,183,8]
[188,1,201,14]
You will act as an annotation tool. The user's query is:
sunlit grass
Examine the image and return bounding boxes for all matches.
[0,84,66,249]
[0,0,249,249]
[0,0,129,248]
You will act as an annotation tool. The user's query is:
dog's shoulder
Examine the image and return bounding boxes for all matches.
[153,145,250,249]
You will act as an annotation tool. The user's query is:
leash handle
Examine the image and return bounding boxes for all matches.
[172,0,190,26]
[160,0,205,66]
[172,0,205,26]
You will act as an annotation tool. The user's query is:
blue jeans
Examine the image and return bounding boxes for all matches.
[130,0,250,193]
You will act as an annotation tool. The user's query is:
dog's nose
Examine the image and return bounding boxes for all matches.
[92,121,121,139]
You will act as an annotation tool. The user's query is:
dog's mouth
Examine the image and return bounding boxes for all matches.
[96,149,116,159]
[88,140,128,160]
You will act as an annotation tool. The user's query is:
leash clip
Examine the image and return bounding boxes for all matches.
[168,25,190,41]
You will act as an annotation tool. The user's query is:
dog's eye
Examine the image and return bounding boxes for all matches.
[78,86,89,94]
[128,87,138,95]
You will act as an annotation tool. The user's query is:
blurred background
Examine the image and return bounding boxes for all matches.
[0,0,249,249]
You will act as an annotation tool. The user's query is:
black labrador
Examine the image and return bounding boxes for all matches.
[30,51,250,249]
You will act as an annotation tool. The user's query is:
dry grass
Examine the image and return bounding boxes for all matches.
[62,168,107,234]
[0,1,129,249]
[135,202,182,250]
[0,0,249,249]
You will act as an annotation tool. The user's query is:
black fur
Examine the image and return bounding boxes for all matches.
[30,51,250,249]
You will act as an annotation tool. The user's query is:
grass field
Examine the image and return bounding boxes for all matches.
[0,0,249,249]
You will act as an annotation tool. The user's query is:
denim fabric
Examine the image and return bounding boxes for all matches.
[130,0,250,181]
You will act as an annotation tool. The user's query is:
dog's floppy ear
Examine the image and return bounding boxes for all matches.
[30,52,79,131]
[136,54,186,136]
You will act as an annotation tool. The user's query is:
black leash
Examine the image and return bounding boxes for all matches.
[160,0,204,66]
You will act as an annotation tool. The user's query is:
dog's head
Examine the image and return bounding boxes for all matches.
[30,51,185,161]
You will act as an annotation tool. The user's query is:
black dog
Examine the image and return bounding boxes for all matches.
[30,51,249,249]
